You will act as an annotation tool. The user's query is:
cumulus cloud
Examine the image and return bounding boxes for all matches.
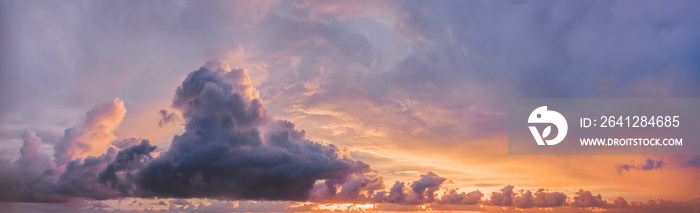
[14,130,54,182]
[0,130,56,202]
[489,185,515,206]
[408,172,446,203]
[486,185,567,208]
[0,61,371,203]
[376,181,408,203]
[612,196,630,208]
[53,98,126,166]
[97,140,157,196]
[616,158,664,174]
[368,172,447,205]
[512,189,567,208]
[135,61,370,200]
[334,175,384,201]
[0,98,132,202]
[571,189,607,207]
[369,172,483,206]
[531,189,568,207]
[437,189,483,205]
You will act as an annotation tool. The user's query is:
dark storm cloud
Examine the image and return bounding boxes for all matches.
[0,61,372,202]
[616,158,664,174]
[134,62,371,201]
[52,149,118,199]
[97,140,156,195]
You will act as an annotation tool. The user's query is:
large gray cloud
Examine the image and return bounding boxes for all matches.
[135,62,371,200]
[0,61,372,202]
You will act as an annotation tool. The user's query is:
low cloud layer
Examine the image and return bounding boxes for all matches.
[488,185,567,208]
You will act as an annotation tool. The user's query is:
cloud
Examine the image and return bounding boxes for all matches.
[53,98,126,166]
[531,189,567,207]
[0,98,141,202]
[512,189,567,208]
[0,61,371,203]
[110,138,146,150]
[0,1,699,211]
[369,172,483,206]
[612,196,630,208]
[135,61,371,200]
[571,189,607,207]
[171,199,192,206]
[368,172,447,205]
[157,110,179,127]
[437,189,483,205]
[616,158,664,174]
[0,130,57,202]
[488,185,515,206]
[385,181,408,203]
[97,140,157,195]
[91,202,109,209]
[334,175,384,201]
[681,156,700,168]
[408,171,446,203]
[485,185,567,208]
[14,130,54,181]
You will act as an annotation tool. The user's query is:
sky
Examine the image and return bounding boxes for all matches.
[1,0,699,212]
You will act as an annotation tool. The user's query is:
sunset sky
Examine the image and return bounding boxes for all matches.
[1,0,699,212]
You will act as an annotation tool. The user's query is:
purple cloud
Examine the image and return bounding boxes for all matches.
[616,158,664,174]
